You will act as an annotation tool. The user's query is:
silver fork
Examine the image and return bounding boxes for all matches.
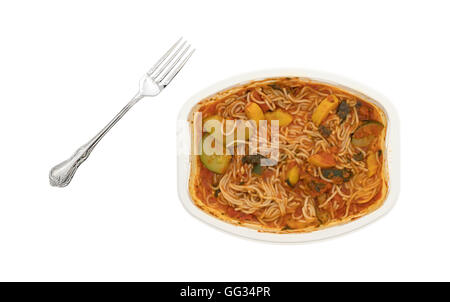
[49,38,194,187]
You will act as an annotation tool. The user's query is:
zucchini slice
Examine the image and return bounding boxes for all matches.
[286,164,300,187]
[200,135,232,174]
[351,120,384,147]
[203,115,223,134]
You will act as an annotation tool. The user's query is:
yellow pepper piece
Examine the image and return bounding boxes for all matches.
[245,102,265,124]
[366,152,378,177]
[308,152,336,168]
[312,95,340,126]
[265,109,293,127]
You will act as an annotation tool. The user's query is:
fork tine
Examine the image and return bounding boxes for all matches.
[151,40,186,79]
[147,37,182,76]
[159,48,195,88]
[156,44,191,82]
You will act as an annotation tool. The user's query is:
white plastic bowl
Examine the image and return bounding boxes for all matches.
[177,69,400,243]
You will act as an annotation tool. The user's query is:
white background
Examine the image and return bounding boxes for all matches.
[0,0,449,281]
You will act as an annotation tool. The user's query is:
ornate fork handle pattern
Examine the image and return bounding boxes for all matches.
[49,95,142,187]
[49,38,194,187]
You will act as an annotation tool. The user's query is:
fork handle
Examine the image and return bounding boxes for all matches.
[49,94,143,187]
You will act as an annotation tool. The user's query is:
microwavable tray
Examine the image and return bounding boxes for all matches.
[177,69,400,243]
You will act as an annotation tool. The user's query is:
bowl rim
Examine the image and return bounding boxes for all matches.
[176,68,400,243]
